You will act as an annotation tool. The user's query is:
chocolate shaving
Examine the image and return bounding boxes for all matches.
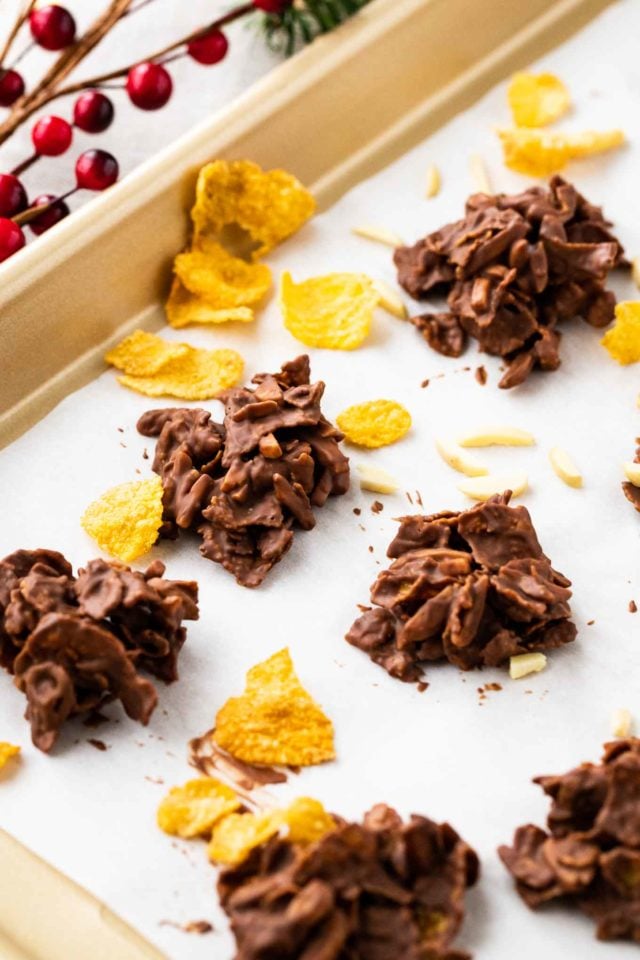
[218,803,479,960]
[500,739,640,942]
[0,549,198,752]
[138,356,349,588]
[345,493,575,682]
[395,177,625,388]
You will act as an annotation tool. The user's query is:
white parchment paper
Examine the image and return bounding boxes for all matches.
[2,3,640,957]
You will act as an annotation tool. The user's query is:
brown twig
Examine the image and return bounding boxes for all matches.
[0,0,37,68]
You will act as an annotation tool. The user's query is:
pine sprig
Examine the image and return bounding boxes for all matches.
[264,0,372,56]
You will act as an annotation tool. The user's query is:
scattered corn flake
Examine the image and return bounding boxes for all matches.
[192,160,315,259]
[280,271,379,350]
[510,652,547,680]
[632,257,640,291]
[213,648,335,767]
[208,809,284,866]
[81,476,163,563]
[458,471,528,502]
[351,224,404,247]
[507,72,570,128]
[601,301,640,365]
[425,164,441,198]
[283,797,336,845]
[612,708,633,739]
[371,278,407,320]
[458,426,535,448]
[549,446,583,488]
[436,438,488,477]
[356,463,399,494]
[623,462,640,487]
[166,279,255,329]
[469,154,491,193]
[498,128,625,177]
[0,742,20,770]
[173,243,272,307]
[105,329,188,376]
[337,399,411,449]
[119,346,244,401]
[157,778,240,839]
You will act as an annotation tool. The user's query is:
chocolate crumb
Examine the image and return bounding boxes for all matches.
[145,775,165,785]
[353,507,362,516]
[475,365,488,385]
[406,491,414,504]
[421,378,430,388]
[368,545,374,553]
[142,448,149,459]
[587,619,595,626]
[416,681,429,693]
[160,919,214,935]
[415,490,423,507]
[630,600,637,613]
[117,427,124,433]
[87,738,107,751]
[371,500,384,514]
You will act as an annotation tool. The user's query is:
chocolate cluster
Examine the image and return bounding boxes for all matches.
[500,739,640,942]
[395,176,625,388]
[0,549,198,751]
[623,443,640,514]
[346,493,576,682]
[219,803,479,960]
[138,355,350,588]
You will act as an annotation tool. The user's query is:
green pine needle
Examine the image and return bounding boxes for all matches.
[262,0,372,56]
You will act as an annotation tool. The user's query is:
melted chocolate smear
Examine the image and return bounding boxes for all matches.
[189,730,287,795]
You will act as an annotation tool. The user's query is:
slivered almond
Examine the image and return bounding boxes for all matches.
[372,278,408,320]
[458,426,535,447]
[510,652,547,680]
[469,154,491,194]
[435,438,488,477]
[352,225,404,248]
[549,446,583,488]
[457,471,528,502]
[632,257,640,290]
[356,464,398,494]
[623,462,640,487]
[612,708,633,738]
[425,164,441,198]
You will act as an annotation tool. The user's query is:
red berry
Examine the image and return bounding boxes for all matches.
[125,63,172,111]
[0,218,25,262]
[29,5,76,51]
[187,28,229,65]
[75,149,119,191]
[0,69,25,107]
[252,0,292,12]
[0,174,27,217]
[28,193,70,236]
[73,91,114,134]
[32,115,73,156]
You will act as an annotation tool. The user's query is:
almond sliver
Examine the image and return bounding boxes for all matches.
[425,164,441,198]
[457,472,528,502]
[458,426,535,447]
[469,154,491,194]
[549,446,583,488]
[632,256,640,291]
[352,225,404,248]
[510,652,547,680]
[435,439,488,477]
[356,464,398,494]
[623,462,640,487]
[372,279,408,320]
[612,708,633,738]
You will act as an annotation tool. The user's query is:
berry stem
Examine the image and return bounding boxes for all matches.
[12,186,77,226]
[0,0,37,69]
[11,151,38,176]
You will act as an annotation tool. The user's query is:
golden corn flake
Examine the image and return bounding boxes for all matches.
[507,72,570,128]
[208,809,284,866]
[601,301,640,364]
[81,476,164,563]
[498,128,625,177]
[157,778,240,839]
[283,797,335,845]
[280,271,379,350]
[166,279,254,329]
[119,346,244,401]
[173,244,272,308]
[337,399,412,449]
[0,742,20,770]
[192,160,315,259]
[105,329,188,376]
[213,648,335,766]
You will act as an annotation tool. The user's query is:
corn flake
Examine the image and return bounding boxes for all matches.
[208,809,284,866]
[118,346,244,400]
[337,399,411,448]
[105,329,188,376]
[601,301,640,364]
[157,778,240,838]
[280,271,379,350]
[192,160,315,259]
[81,476,164,563]
[166,279,254,329]
[283,797,335,844]
[498,128,625,177]
[507,72,570,128]
[213,648,335,766]
[0,742,20,770]
[174,244,272,308]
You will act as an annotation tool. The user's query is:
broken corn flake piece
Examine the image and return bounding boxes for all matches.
[623,462,640,487]
[283,797,336,845]
[510,652,547,680]
[601,301,640,365]
[549,446,583,488]
[166,279,255,329]
[458,472,528,502]
[356,463,399,495]
[469,154,491,194]
[612,708,633,739]
[280,271,379,350]
[81,476,163,564]
[157,778,240,839]
[498,128,625,178]
[118,346,244,401]
[371,278,408,320]
[105,329,188,376]
[337,400,411,449]
[213,648,335,767]
[208,810,283,866]
[173,243,272,309]
[0,742,20,770]
[435,438,488,477]
[507,72,570,128]
[457,426,535,448]
[425,164,441,199]
[352,225,404,247]
[191,160,316,259]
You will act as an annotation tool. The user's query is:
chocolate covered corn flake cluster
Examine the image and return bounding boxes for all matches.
[138,355,350,588]
[500,738,640,943]
[0,549,198,751]
[218,803,479,960]
[623,443,640,513]
[346,493,575,682]
[395,176,625,388]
